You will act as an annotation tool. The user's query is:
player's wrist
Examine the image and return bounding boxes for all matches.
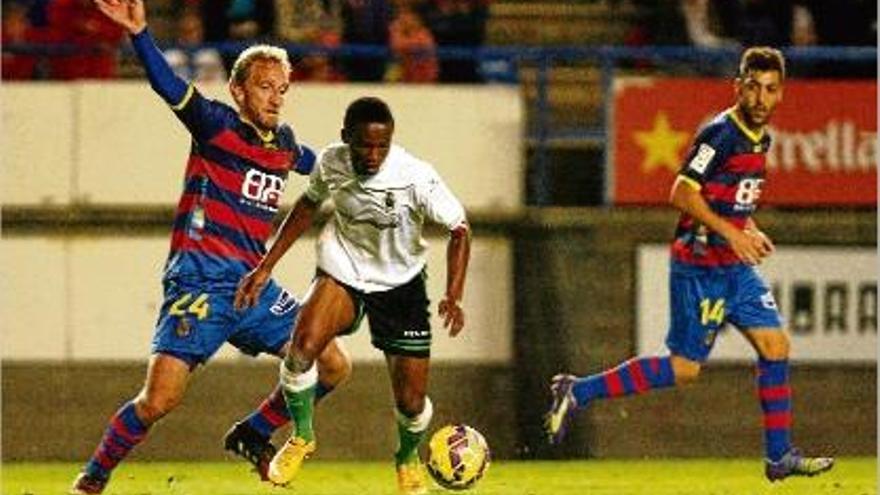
[444,294,462,305]
[128,23,148,37]
[717,222,742,241]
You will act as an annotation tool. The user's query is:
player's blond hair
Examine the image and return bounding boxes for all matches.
[738,46,786,80]
[230,45,291,85]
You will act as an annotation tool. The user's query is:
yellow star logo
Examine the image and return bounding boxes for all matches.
[633,112,690,173]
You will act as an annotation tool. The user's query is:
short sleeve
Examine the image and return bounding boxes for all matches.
[293,145,316,176]
[678,123,731,188]
[303,153,331,204]
[416,166,466,230]
[278,125,315,176]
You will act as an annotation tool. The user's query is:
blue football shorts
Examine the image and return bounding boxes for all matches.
[665,261,783,362]
[152,278,299,366]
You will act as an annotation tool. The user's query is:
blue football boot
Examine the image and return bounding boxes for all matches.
[543,374,578,444]
[765,447,834,481]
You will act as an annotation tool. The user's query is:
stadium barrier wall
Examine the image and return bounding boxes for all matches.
[2,209,875,461]
[1,83,524,211]
[0,233,513,364]
[2,361,518,462]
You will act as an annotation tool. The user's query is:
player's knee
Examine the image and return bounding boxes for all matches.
[674,368,701,385]
[670,357,701,385]
[283,349,314,375]
[757,332,790,360]
[133,393,181,423]
[292,333,325,362]
[396,391,426,418]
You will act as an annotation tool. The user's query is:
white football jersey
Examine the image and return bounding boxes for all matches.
[305,143,466,292]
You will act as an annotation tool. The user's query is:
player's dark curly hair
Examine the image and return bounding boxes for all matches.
[738,46,786,80]
[344,97,395,130]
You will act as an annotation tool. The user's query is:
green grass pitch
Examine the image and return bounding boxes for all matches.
[3,458,876,495]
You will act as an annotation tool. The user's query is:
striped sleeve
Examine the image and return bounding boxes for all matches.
[130,29,189,107]
[678,122,730,188]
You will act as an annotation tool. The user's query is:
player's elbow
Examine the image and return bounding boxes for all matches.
[450,221,470,239]
[669,177,695,211]
[669,181,683,208]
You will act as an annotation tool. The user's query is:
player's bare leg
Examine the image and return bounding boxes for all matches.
[744,328,834,481]
[317,338,353,388]
[133,353,192,423]
[71,353,192,494]
[387,354,432,495]
[268,276,356,485]
[669,355,701,385]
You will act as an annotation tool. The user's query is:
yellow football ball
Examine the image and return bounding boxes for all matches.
[426,424,490,490]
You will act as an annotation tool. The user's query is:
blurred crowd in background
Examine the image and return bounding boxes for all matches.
[2,0,876,83]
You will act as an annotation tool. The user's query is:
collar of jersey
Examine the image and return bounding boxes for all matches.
[238,116,276,144]
[726,107,764,144]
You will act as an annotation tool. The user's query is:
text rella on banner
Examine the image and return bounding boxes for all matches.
[611,78,877,206]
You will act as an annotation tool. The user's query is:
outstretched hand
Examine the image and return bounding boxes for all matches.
[438,297,465,337]
[94,0,147,34]
[234,266,272,311]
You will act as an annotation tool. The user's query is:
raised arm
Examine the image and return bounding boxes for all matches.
[234,195,320,310]
[438,224,471,336]
[94,0,188,107]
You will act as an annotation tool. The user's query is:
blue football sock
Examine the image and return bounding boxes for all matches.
[757,358,792,462]
[244,382,335,438]
[571,356,675,406]
[84,401,149,480]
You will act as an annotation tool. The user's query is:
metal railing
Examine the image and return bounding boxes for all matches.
[4,42,876,205]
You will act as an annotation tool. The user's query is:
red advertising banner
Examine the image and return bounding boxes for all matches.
[611,78,877,206]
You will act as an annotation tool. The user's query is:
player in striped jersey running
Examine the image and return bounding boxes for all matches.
[544,47,834,482]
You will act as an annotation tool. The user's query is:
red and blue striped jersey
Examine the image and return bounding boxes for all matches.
[162,87,311,286]
[672,108,772,267]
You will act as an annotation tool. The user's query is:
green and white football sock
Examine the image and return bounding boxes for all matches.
[279,358,318,443]
[394,396,433,466]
